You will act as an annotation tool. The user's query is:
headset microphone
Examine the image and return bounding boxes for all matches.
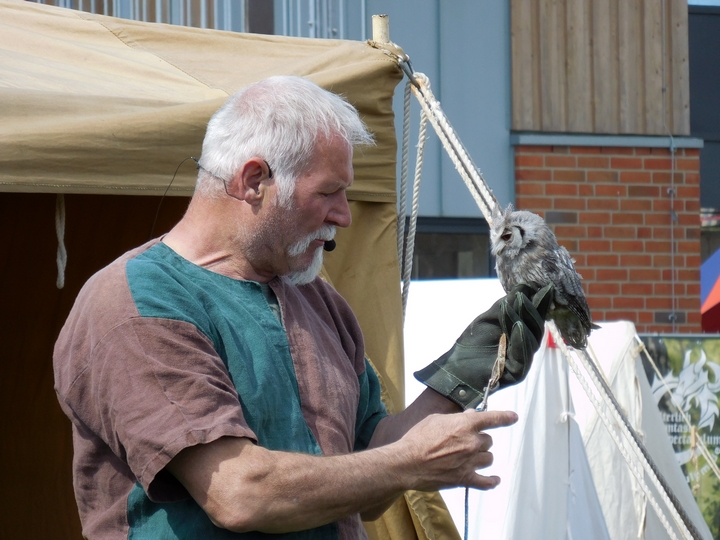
[323,239,336,252]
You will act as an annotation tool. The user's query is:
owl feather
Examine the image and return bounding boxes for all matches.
[490,205,598,349]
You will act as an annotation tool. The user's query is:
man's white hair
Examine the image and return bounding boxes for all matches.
[196,75,374,205]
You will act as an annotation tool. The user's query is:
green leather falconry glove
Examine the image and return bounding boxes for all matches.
[414,283,553,410]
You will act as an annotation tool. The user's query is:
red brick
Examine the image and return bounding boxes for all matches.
[515,154,545,167]
[638,311,654,323]
[596,268,628,280]
[614,297,646,309]
[579,212,611,224]
[620,254,652,266]
[516,182,545,195]
[588,171,619,183]
[686,255,701,267]
[553,169,586,182]
[678,268,700,280]
[634,148,653,155]
[611,157,643,169]
[588,254,619,266]
[580,240,611,251]
[686,227,701,239]
[650,147,672,156]
[678,240,700,253]
[596,184,627,197]
[578,268,594,280]
[652,227,672,239]
[554,225,587,238]
[588,297,612,309]
[545,183,578,196]
[620,199,652,211]
[652,199,672,212]
[588,198,620,211]
[587,226,603,237]
[685,173,700,184]
[645,214,671,226]
[578,156,610,168]
[517,168,552,181]
[638,227,652,238]
[515,145,552,153]
[685,200,700,212]
[573,254,587,266]
[645,240,672,252]
[613,240,644,252]
[679,214,699,227]
[604,226,637,238]
[644,158,673,170]
[606,310,642,320]
[629,185,660,197]
[554,198,587,210]
[631,268,661,281]
[601,147,635,155]
[677,159,700,171]
[647,298,673,309]
[579,184,594,196]
[677,186,700,200]
[516,196,553,210]
[590,282,620,295]
[612,213,644,225]
[545,155,576,167]
[620,171,652,184]
[679,298,698,310]
[688,283,700,296]
[552,146,571,153]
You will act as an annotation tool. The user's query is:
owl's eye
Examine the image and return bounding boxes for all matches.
[501,230,512,242]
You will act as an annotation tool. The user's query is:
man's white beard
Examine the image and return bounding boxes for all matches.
[287,245,325,285]
[286,224,336,285]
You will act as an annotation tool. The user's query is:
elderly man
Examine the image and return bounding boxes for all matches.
[54,76,550,539]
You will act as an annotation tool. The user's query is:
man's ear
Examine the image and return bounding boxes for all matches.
[226,158,273,204]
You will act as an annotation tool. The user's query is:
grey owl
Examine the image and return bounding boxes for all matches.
[490,205,598,349]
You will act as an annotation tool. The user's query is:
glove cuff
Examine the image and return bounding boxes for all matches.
[414,361,486,410]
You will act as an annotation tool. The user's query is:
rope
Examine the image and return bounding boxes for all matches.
[407,74,499,227]
[401,109,428,317]
[634,336,720,483]
[548,321,701,540]
[397,80,412,274]
[55,193,67,289]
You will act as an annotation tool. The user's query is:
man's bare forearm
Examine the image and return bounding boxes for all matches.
[168,406,515,534]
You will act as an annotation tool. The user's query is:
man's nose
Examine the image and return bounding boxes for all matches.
[328,193,352,228]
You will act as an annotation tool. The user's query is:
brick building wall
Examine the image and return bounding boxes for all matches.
[514,144,701,333]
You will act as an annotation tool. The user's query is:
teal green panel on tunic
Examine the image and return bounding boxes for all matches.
[125,243,338,539]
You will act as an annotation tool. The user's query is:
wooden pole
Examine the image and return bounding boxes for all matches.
[372,14,390,43]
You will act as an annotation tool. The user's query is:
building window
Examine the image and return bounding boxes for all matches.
[407,217,493,280]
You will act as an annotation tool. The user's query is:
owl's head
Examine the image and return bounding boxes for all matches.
[490,205,553,258]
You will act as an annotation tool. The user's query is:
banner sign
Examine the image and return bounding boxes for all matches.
[640,335,720,538]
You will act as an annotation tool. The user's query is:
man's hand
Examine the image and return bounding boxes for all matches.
[395,409,518,493]
[414,283,553,410]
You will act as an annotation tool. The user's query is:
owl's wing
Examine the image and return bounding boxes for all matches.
[542,246,594,329]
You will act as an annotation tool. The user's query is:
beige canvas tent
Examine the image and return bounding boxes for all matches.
[0,1,458,537]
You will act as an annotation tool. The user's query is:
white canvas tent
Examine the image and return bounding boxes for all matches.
[404,279,713,539]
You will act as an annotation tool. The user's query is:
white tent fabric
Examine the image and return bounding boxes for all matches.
[403,280,712,539]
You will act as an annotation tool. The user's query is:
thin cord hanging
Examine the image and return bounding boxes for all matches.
[401,109,428,317]
[55,193,67,289]
[397,79,412,273]
[149,157,196,239]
